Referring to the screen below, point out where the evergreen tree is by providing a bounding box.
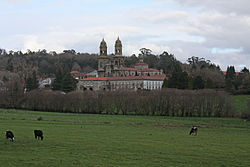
[225,78,235,92]
[168,71,188,89]
[32,71,38,89]
[25,77,33,91]
[52,69,64,90]
[225,66,236,80]
[61,72,77,93]
[25,71,38,91]
[225,66,236,91]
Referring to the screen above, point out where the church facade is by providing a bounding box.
[98,38,125,77]
[77,38,166,91]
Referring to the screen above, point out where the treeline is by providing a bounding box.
[0,88,234,117]
[0,49,98,80]
[1,48,250,94]
[164,57,250,94]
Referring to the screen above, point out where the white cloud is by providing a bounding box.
[1,0,250,71]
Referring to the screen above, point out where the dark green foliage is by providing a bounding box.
[193,76,205,90]
[61,72,77,93]
[124,54,139,67]
[226,66,236,80]
[186,56,224,89]
[205,78,214,89]
[225,78,235,92]
[241,67,249,73]
[168,71,189,89]
[52,68,77,92]
[25,71,38,91]
[52,69,64,91]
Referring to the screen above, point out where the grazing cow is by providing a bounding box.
[189,126,198,135]
[34,130,43,141]
[6,131,14,142]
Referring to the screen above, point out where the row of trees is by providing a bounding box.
[1,48,250,94]
[0,87,234,117]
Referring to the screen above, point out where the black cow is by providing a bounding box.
[34,130,43,140]
[189,126,198,135]
[6,130,14,142]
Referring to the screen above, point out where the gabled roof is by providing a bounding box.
[80,77,108,81]
[123,67,160,72]
[135,62,148,66]
[79,74,166,81]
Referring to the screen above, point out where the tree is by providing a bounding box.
[52,69,64,91]
[168,71,188,89]
[241,67,249,73]
[125,54,139,67]
[193,76,204,90]
[139,48,152,55]
[61,72,77,93]
[159,52,181,74]
[25,71,38,91]
[205,78,214,89]
[225,66,236,91]
[225,66,236,80]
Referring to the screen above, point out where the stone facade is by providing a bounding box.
[98,38,125,77]
[77,38,166,91]
[77,75,165,91]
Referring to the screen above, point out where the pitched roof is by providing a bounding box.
[80,77,108,81]
[70,71,80,74]
[123,67,160,72]
[135,62,148,66]
[80,74,166,81]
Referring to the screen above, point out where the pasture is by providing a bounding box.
[0,109,250,167]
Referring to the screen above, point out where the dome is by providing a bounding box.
[100,38,107,48]
[115,37,122,47]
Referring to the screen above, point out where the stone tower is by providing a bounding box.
[98,38,125,77]
[98,39,110,77]
[115,37,122,56]
[100,38,107,56]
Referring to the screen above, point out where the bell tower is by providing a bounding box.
[115,37,122,56]
[100,38,107,56]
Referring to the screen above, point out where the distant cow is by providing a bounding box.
[34,130,43,140]
[6,131,14,142]
[189,126,198,135]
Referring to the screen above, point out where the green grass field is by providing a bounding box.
[0,109,250,167]
[233,95,250,114]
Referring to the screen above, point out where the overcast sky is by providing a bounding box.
[0,0,250,71]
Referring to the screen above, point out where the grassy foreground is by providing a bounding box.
[0,109,250,167]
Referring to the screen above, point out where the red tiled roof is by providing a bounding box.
[140,68,159,72]
[222,71,240,76]
[123,67,138,71]
[70,71,80,74]
[80,77,108,81]
[108,74,166,81]
[135,62,148,66]
[80,75,166,81]
[123,67,160,72]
